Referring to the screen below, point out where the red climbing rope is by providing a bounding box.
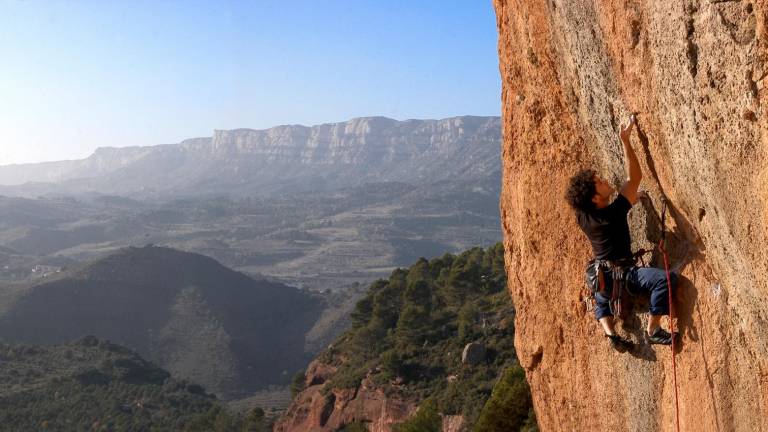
[659,199,681,432]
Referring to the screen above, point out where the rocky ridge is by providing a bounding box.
[0,116,500,198]
[275,360,417,432]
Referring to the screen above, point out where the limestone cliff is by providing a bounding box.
[0,116,500,198]
[494,0,767,431]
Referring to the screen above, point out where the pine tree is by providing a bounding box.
[393,400,441,432]
[473,366,535,432]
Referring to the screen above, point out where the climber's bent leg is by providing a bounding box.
[598,315,615,335]
[594,291,613,322]
[627,266,677,334]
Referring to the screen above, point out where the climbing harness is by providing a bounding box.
[584,252,649,318]
[607,259,632,318]
[658,198,681,432]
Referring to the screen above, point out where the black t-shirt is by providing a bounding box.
[577,194,633,261]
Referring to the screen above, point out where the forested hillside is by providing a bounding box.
[0,336,273,431]
[0,245,323,398]
[277,244,537,431]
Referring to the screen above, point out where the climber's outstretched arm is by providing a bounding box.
[619,115,642,205]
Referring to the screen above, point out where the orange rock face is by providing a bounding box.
[274,360,418,432]
[494,1,768,431]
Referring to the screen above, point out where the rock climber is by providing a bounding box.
[565,114,677,351]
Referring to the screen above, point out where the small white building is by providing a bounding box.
[31,265,61,278]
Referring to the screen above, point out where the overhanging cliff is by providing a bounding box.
[494,0,767,431]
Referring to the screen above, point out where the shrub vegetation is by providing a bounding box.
[0,337,273,431]
[314,243,536,430]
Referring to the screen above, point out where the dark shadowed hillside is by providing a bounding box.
[0,246,324,399]
[0,336,273,431]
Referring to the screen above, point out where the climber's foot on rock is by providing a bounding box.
[606,334,633,353]
[647,328,676,345]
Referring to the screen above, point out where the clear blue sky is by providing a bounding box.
[0,1,500,165]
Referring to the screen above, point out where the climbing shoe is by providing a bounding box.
[605,334,633,353]
[647,328,675,345]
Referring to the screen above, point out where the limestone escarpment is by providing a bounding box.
[0,116,500,197]
[494,1,767,431]
[209,116,498,166]
[0,146,161,186]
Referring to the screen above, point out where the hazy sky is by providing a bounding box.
[0,1,500,166]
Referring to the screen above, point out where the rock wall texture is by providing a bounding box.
[274,360,418,432]
[494,1,767,431]
[275,360,467,432]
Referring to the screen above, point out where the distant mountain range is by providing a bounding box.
[0,115,502,294]
[0,116,501,198]
[0,245,323,399]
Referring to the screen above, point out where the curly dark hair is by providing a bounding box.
[565,169,597,213]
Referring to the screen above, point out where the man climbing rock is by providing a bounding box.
[565,115,677,351]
